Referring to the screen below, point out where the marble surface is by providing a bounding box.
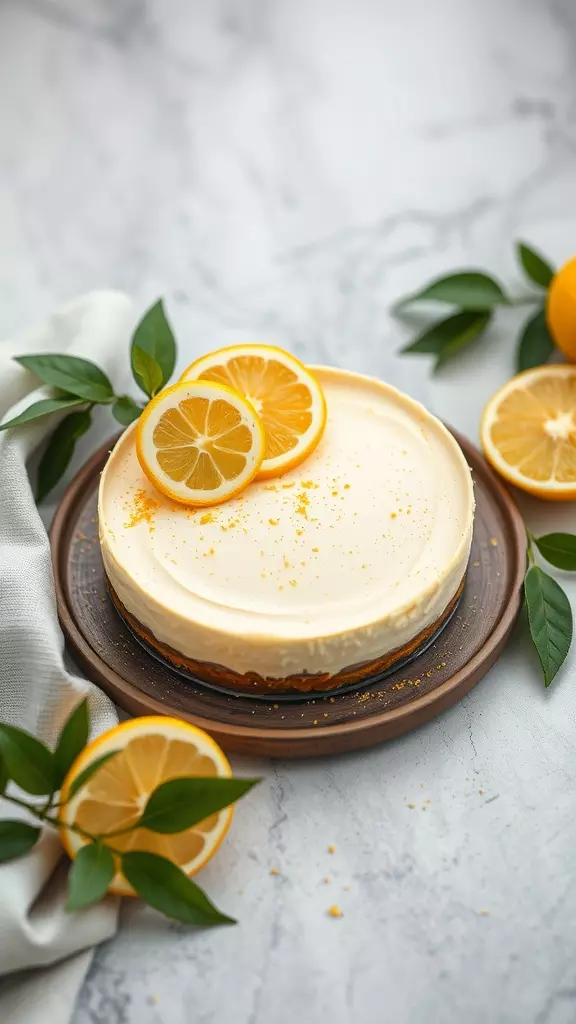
[3,0,576,1021]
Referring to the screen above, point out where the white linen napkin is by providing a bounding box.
[0,292,136,1023]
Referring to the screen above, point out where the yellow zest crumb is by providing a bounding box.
[476,909,490,916]
[408,803,416,809]
[323,876,330,884]
[282,482,295,489]
[301,480,317,489]
[273,704,279,709]
[327,844,336,854]
[313,719,318,725]
[295,491,310,517]
[124,488,160,529]
[296,529,304,536]
[283,557,291,568]
[264,484,278,491]
[344,484,350,490]
[289,579,297,587]
[390,512,397,519]
[312,546,319,553]
[269,867,280,875]
[489,537,498,546]
[269,519,278,526]
[200,512,214,524]
[328,905,343,918]
[332,490,338,497]
[472,560,480,567]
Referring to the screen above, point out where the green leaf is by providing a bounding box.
[54,699,89,789]
[435,312,492,370]
[131,346,163,399]
[533,533,576,572]
[517,242,555,289]
[131,300,176,390]
[401,311,491,371]
[401,311,483,355]
[0,396,85,432]
[66,750,119,799]
[524,566,573,687]
[66,843,115,910]
[138,777,259,834]
[36,408,92,502]
[0,725,55,796]
[15,354,114,404]
[517,309,554,372]
[112,395,143,426]
[0,821,41,863]
[0,752,8,794]
[121,851,235,926]
[395,272,508,312]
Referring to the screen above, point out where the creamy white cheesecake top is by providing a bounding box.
[99,366,474,679]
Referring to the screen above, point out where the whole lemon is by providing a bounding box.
[546,256,576,361]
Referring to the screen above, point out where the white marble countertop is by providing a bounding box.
[3,1,576,1021]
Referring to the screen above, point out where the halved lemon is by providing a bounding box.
[135,380,265,505]
[179,344,327,479]
[480,365,576,500]
[59,717,233,896]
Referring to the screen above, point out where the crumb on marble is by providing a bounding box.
[328,905,343,918]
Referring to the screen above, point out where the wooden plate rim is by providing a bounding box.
[50,431,526,751]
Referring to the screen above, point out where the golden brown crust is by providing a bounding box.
[106,576,465,695]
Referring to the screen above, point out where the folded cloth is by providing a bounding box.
[0,292,136,1023]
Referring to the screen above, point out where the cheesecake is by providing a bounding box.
[99,367,474,694]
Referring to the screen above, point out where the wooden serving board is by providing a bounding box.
[50,431,526,758]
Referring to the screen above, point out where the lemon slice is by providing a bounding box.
[135,380,265,505]
[179,344,327,479]
[480,365,576,500]
[59,717,233,896]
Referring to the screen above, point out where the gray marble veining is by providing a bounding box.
[2,1,576,1021]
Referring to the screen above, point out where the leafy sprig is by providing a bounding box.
[1,300,176,500]
[394,241,555,372]
[0,701,258,924]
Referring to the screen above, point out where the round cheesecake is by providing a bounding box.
[99,367,474,694]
